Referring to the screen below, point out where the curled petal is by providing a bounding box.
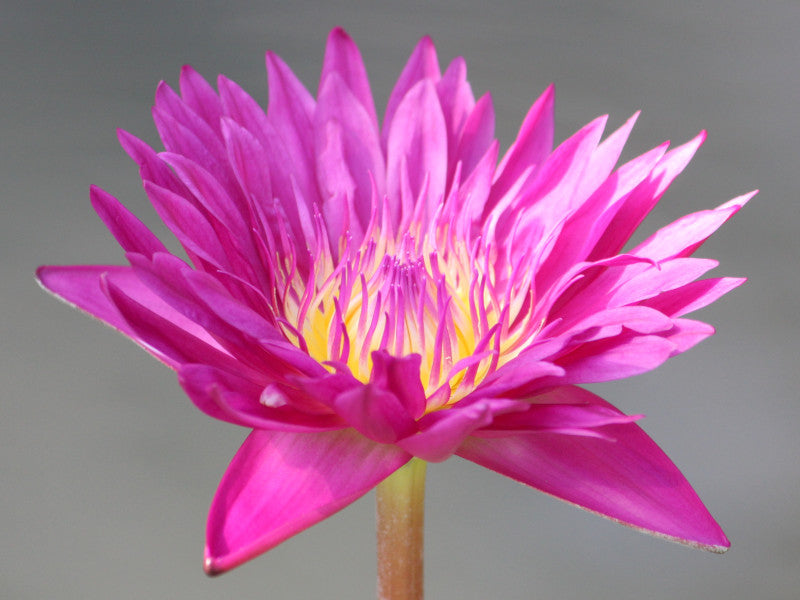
[399,398,522,462]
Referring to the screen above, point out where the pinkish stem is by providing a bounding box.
[376,458,427,600]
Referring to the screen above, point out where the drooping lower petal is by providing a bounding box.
[457,386,729,552]
[205,429,410,575]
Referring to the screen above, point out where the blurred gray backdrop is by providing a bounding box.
[3,1,798,598]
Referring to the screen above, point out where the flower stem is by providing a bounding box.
[376,457,427,600]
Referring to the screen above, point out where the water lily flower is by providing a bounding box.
[38,27,749,584]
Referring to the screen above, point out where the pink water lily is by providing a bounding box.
[38,27,749,578]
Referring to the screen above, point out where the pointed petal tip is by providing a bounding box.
[203,554,223,577]
[328,25,352,41]
[203,550,240,576]
[692,129,708,147]
[621,518,730,554]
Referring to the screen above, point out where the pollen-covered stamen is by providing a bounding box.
[274,189,546,407]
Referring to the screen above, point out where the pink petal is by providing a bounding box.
[453,92,495,182]
[117,129,191,198]
[382,35,440,149]
[556,333,677,383]
[178,364,343,432]
[487,84,554,212]
[588,131,706,260]
[314,72,386,233]
[103,272,243,371]
[216,79,316,251]
[153,82,232,188]
[89,185,167,258]
[398,398,523,462]
[484,400,641,438]
[574,111,640,201]
[143,181,231,270]
[37,264,223,369]
[159,152,250,241]
[545,305,674,344]
[632,191,756,261]
[385,79,448,228]
[607,257,719,307]
[458,386,729,552]
[368,351,427,419]
[37,265,136,338]
[640,277,746,317]
[265,50,316,195]
[219,117,274,229]
[205,429,410,574]
[319,27,378,129]
[662,318,715,354]
[468,360,566,401]
[534,141,668,291]
[436,56,477,175]
[492,115,607,262]
[179,65,224,134]
[333,383,418,443]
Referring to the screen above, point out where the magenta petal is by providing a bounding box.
[386,79,447,227]
[205,429,410,574]
[37,264,136,336]
[382,35,440,149]
[663,318,715,354]
[90,186,167,258]
[314,72,385,232]
[487,84,554,212]
[557,334,677,383]
[117,129,192,198]
[368,351,427,419]
[457,387,729,552]
[333,383,418,443]
[397,399,522,462]
[453,92,496,181]
[641,277,746,317]
[264,50,316,184]
[633,191,755,261]
[178,364,343,432]
[484,401,641,438]
[588,131,707,260]
[104,272,241,370]
[320,27,378,129]
[179,65,224,134]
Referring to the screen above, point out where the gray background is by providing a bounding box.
[3,1,798,598]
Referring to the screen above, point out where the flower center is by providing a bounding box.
[276,207,541,409]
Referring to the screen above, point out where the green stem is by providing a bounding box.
[376,457,427,600]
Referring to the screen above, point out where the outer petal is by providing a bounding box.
[37,265,137,337]
[36,265,220,368]
[486,83,554,212]
[555,333,677,383]
[458,386,729,552]
[205,429,410,574]
[587,132,706,260]
[178,364,343,431]
[640,277,746,317]
[632,191,755,261]
[90,185,167,258]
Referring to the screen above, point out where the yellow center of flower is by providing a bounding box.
[277,215,540,409]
